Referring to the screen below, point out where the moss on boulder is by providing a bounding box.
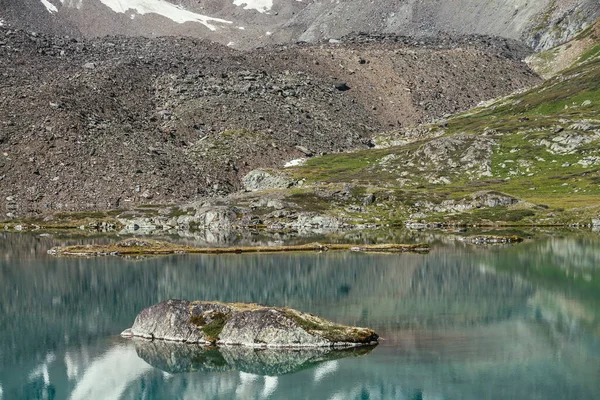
[121,300,378,348]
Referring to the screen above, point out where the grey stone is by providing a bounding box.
[295,145,313,156]
[242,169,294,191]
[334,82,350,91]
[122,300,378,348]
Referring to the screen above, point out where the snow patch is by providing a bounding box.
[266,31,272,36]
[233,0,273,13]
[59,0,83,10]
[238,26,245,30]
[41,0,58,13]
[284,158,306,167]
[94,0,232,31]
[0,19,5,27]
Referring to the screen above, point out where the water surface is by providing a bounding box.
[1,232,599,399]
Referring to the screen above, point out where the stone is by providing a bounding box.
[362,193,375,206]
[334,82,350,91]
[242,169,294,191]
[121,300,378,348]
[295,145,313,156]
[294,212,344,229]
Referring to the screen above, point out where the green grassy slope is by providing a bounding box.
[283,30,600,226]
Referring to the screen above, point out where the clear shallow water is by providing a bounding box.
[1,232,599,399]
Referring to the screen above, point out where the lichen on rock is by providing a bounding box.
[121,300,378,348]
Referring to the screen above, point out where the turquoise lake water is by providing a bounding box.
[1,232,599,399]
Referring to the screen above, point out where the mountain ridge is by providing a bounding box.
[1,0,598,50]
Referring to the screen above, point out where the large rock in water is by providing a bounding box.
[121,300,378,348]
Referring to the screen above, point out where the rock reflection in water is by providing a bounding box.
[134,339,375,376]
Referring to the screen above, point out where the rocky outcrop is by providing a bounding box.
[242,170,295,192]
[121,300,378,348]
[412,191,519,215]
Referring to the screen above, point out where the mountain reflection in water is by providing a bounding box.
[0,232,599,399]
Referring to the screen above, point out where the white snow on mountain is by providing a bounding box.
[233,0,273,13]
[59,0,83,10]
[41,0,59,13]
[284,158,306,167]
[60,0,233,30]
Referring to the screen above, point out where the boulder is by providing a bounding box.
[242,169,294,192]
[121,300,378,348]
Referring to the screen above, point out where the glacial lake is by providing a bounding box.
[1,231,599,399]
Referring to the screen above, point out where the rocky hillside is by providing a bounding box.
[1,0,598,50]
[263,27,600,228]
[0,26,540,218]
[527,18,600,78]
[87,21,599,235]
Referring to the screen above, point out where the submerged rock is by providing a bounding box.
[121,300,378,348]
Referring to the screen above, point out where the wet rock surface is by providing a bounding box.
[122,300,379,347]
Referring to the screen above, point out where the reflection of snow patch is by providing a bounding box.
[0,382,3,399]
[70,344,152,400]
[313,360,338,382]
[29,353,56,385]
[236,372,259,397]
[239,371,259,384]
[41,0,58,13]
[284,158,306,167]
[65,352,80,380]
[92,0,232,31]
[262,376,278,397]
[233,0,273,13]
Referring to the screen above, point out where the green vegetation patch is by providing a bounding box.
[201,312,229,341]
[284,310,376,343]
[291,149,388,183]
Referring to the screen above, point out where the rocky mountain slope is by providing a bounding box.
[1,0,598,50]
[253,24,600,229]
[0,26,540,218]
[64,19,600,235]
